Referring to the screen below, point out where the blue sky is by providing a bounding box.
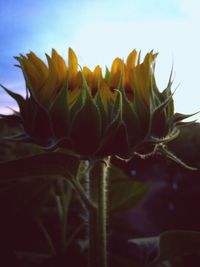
[0,0,199,120]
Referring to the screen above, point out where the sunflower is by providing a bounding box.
[1,48,189,158]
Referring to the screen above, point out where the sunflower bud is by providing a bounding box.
[0,48,192,159]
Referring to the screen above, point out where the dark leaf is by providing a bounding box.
[109,164,148,212]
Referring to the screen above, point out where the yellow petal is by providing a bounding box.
[110,58,124,89]
[93,65,102,80]
[83,66,93,85]
[68,48,78,90]
[68,87,81,107]
[99,80,115,110]
[111,58,124,74]
[27,52,48,79]
[135,60,150,105]
[126,49,137,70]
[38,54,58,104]
[16,56,42,92]
[92,65,103,91]
[51,49,67,88]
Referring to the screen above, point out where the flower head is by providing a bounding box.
[1,48,191,159]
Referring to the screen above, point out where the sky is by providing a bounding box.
[0,0,199,120]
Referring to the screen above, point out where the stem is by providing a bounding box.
[36,218,56,256]
[87,157,110,267]
[60,191,70,254]
[57,179,72,254]
[65,222,85,249]
[69,178,96,211]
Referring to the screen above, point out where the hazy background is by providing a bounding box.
[0,0,199,120]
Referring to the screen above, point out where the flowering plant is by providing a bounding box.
[0,48,196,267]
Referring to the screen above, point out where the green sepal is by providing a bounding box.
[97,121,130,158]
[70,85,102,156]
[0,132,33,143]
[0,85,54,146]
[132,85,150,139]
[157,144,197,171]
[149,93,174,137]
[49,81,69,138]
[118,80,142,148]
[0,114,22,125]
[95,91,109,135]
[0,84,26,114]
[146,127,180,145]
[69,87,85,123]
[160,68,174,116]
[170,112,199,127]
[96,90,124,156]
[104,67,110,82]
[22,97,54,146]
[161,87,174,117]
[112,89,123,121]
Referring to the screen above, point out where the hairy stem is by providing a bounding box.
[87,157,110,267]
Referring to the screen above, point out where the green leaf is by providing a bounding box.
[128,236,159,266]
[0,176,53,218]
[108,164,148,212]
[0,151,80,180]
[111,255,144,267]
[157,231,200,263]
[129,231,200,266]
